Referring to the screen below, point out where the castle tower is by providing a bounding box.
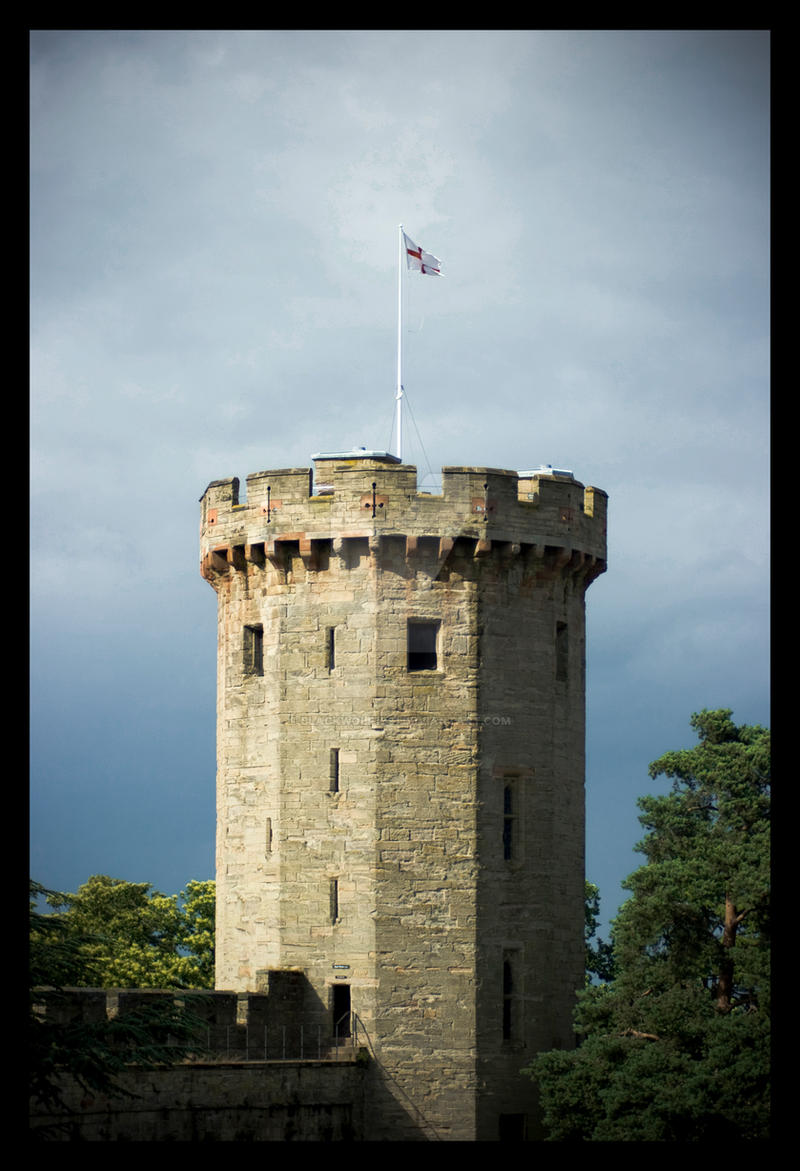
[200,451,607,1141]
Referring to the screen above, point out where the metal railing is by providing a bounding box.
[187,1017,358,1062]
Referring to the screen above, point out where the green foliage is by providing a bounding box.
[584,881,615,983]
[527,710,770,1141]
[33,875,216,990]
[533,1001,769,1142]
[30,990,205,1117]
[30,880,102,988]
[180,879,216,988]
[29,882,212,1130]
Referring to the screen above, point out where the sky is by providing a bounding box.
[30,30,770,935]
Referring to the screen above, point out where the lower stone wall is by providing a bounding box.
[31,1060,365,1142]
[31,988,366,1142]
[31,987,506,1140]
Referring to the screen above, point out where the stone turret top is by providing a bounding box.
[200,459,607,569]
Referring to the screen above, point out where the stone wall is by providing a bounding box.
[200,455,607,1141]
[31,1061,365,1142]
[31,988,366,1142]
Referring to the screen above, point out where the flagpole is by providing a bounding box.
[396,224,404,462]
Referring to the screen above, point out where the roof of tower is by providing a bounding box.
[311,448,402,463]
[519,464,575,479]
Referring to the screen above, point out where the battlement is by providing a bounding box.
[33,983,354,1062]
[200,457,607,583]
[31,987,366,1140]
[198,445,608,1140]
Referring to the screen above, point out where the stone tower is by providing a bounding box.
[200,451,607,1141]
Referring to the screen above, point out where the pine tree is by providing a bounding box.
[527,710,770,1141]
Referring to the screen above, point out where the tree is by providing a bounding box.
[29,881,209,1131]
[584,881,614,984]
[34,875,216,989]
[619,709,769,1017]
[527,710,770,1141]
[180,879,216,988]
[30,880,103,991]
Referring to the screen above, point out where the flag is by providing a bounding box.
[403,231,442,276]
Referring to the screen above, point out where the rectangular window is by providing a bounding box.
[243,624,263,675]
[503,784,514,861]
[329,878,339,924]
[407,620,439,671]
[494,766,531,865]
[330,748,340,793]
[498,1114,527,1141]
[326,626,336,671]
[502,948,522,1042]
[502,953,514,1040]
[556,621,568,682]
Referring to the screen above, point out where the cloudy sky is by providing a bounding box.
[30,30,769,933]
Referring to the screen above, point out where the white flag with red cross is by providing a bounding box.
[403,231,442,276]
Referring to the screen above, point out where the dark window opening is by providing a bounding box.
[329,878,339,924]
[556,621,568,681]
[243,624,263,675]
[503,957,513,1040]
[332,983,351,1039]
[407,621,439,671]
[498,1113,527,1142]
[326,626,335,671]
[330,748,340,793]
[503,784,514,861]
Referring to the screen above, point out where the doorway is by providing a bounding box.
[332,983,351,1039]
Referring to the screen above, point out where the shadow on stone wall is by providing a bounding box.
[31,987,431,1141]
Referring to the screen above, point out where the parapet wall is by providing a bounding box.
[32,1063,363,1141]
[31,988,433,1140]
[34,983,345,1060]
[200,457,607,586]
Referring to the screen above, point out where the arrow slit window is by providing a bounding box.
[556,621,568,682]
[503,783,514,860]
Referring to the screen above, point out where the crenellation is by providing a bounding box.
[201,459,607,581]
[202,451,606,1142]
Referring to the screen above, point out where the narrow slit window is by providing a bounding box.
[243,624,263,675]
[503,784,514,861]
[326,626,336,671]
[502,956,514,1040]
[329,878,339,924]
[330,748,340,793]
[556,621,568,682]
[407,621,439,671]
